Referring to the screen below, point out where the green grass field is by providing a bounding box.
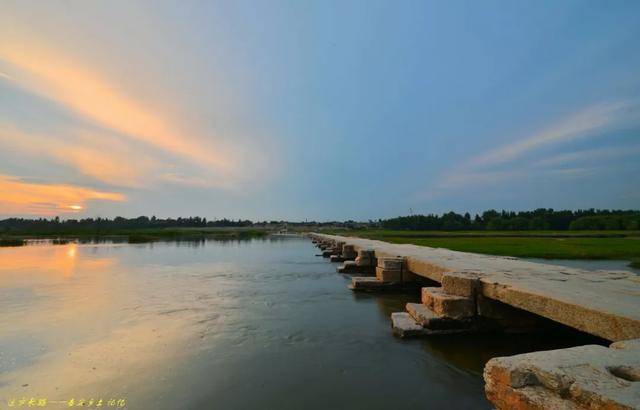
[323,229,640,264]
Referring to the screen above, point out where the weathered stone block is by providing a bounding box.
[376,267,417,283]
[421,287,475,319]
[355,256,374,266]
[406,303,475,330]
[406,302,433,325]
[342,244,357,259]
[355,249,376,267]
[442,271,481,297]
[357,249,375,258]
[376,267,402,282]
[349,276,385,291]
[377,257,404,270]
[404,257,447,283]
[330,255,346,262]
[484,341,640,410]
[391,312,424,338]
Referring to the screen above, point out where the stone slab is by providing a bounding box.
[421,287,475,319]
[375,267,417,283]
[349,277,385,291]
[484,340,640,409]
[442,271,481,297]
[377,257,404,270]
[310,233,640,341]
[391,312,476,338]
[349,277,418,292]
[391,312,424,338]
[406,303,475,330]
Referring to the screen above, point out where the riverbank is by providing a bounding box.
[0,227,269,245]
[320,229,640,268]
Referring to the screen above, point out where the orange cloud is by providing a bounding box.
[0,31,234,180]
[0,175,125,216]
[0,125,158,187]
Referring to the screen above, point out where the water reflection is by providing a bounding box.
[0,243,84,279]
[0,242,191,405]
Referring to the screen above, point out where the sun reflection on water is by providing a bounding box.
[0,242,197,405]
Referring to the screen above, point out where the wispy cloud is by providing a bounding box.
[0,125,158,188]
[160,172,211,188]
[470,102,626,168]
[0,175,125,216]
[532,143,640,168]
[436,102,631,193]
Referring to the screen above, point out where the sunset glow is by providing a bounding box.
[0,35,233,176]
[0,1,638,219]
[0,175,125,216]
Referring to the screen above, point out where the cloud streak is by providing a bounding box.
[0,175,125,216]
[470,102,626,168]
[436,102,630,193]
[0,126,159,188]
[532,143,640,168]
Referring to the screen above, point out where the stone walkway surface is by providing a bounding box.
[484,339,640,409]
[313,234,640,342]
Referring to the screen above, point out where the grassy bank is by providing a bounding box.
[0,238,26,247]
[321,229,640,266]
[0,227,269,244]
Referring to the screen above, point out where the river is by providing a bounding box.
[0,237,615,409]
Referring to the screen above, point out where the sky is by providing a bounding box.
[1,0,639,221]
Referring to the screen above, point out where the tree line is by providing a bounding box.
[1,209,639,234]
[0,216,360,235]
[0,216,253,235]
[378,209,640,231]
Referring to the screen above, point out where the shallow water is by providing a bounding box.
[0,238,603,409]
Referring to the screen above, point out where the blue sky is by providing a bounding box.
[1,0,639,220]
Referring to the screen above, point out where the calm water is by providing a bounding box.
[0,238,607,409]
